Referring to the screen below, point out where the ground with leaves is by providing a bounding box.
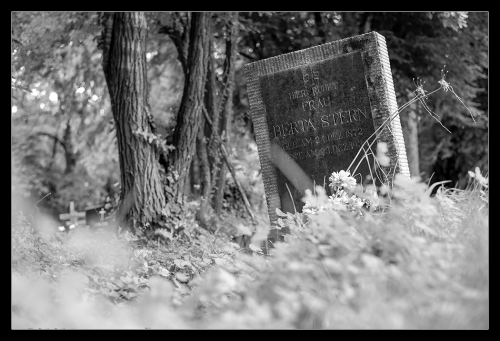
[12,172,488,329]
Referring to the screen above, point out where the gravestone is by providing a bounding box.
[85,204,108,228]
[244,32,410,245]
[59,201,86,228]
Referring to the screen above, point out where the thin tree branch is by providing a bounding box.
[239,51,256,61]
[220,144,256,223]
[202,105,256,223]
[35,132,67,154]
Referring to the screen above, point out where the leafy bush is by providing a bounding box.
[12,169,488,329]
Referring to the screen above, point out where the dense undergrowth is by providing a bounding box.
[12,169,488,329]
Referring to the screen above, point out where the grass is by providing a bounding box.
[11,168,488,329]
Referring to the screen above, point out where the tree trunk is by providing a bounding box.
[102,12,166,229]
[63,118,77,174]
[313,12,326,44]
[189,154,201,199]
[196,46,217,225]
[196,118,212,227]
[400,101,420,178]
[213,14,238,215]
[171,12,211,202]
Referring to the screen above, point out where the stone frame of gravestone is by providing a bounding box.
[244,31,410,243]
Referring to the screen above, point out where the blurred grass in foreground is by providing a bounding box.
[12,171,488,329]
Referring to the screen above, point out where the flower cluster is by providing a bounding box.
[303,170,368,216]
[329,170,357,192]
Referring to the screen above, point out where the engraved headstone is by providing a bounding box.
[244,32,410,245]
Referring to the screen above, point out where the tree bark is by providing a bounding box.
[189,152,201,199]
[102,12,166,229]
[313,12,326,44]
[171,12,211,202]
[196,47,217,225]
[196,118,212,226]
[159,12,191,79]
[63,118,77,174]
[213,14,238,215]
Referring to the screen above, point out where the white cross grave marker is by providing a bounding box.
[99,208,106,221]
[59,201,86,227]
[96,207,108,227]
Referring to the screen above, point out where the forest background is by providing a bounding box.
[11,11,489,329]
[11,11,487,233]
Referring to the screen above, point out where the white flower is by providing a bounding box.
[329,170,357,191]
[469,167,488,188]
[347,195,364,209]
[303,201,320,215]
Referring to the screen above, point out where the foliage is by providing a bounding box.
[12,167,488,329]
[12,12,119,215]
[11,12,183,218]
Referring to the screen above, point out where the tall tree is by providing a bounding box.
[169,12,211,201]
[194,13,240,225]
[212,13,239,215]
[101,12,166,229]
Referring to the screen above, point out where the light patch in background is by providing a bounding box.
[146,51,158,61]
[376,142,390,167]
[49,92,58,103]
[12,106,17,114]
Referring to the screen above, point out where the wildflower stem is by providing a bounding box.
[346,94,421,175]
[285,182,297,214]
[347,87,442,178]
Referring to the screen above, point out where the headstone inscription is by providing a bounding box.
[244,32,410,244]
[59,201,86,228]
